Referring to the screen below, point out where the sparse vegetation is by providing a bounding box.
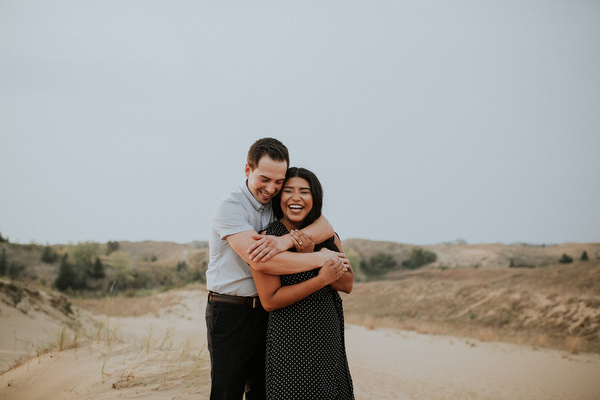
[3,237,600,357]
[8,261,25,280]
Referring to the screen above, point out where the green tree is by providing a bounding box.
[41,245,59,263]
[0,248,7,276]
[0,232,7,243]
[106,241,120,255]
[581,251,589,261]
[69,241,101,276]
[91,257,106,278]
[55,254,77,292]
[402,247,437,269]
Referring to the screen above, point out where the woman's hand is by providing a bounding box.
[317,257,346,286]
[290,230,314,253]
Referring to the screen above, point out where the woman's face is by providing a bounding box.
[280,177,313,228]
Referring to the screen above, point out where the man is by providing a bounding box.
[205,138,345,400]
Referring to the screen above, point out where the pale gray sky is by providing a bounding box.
[1,1,599,246]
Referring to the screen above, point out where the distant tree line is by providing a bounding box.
[508,250,590,268]
[55,241,106,291]
[53,241,205,294]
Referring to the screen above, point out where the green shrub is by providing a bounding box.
[559,254,573,264]
[402,247,437,269]
[361,253,397,275]
[581,251,589,261]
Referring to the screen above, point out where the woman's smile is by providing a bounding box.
[280,177,313,230]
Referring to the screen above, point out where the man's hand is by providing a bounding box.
[290,230,315,253]
[248,234,293,262]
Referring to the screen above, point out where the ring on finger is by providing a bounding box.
[299,241,303,245]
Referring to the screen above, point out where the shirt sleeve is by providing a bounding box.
[212,199,255,240]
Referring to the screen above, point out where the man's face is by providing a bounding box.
[245,156,288,205]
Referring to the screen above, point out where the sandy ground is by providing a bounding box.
[1,289,599,400]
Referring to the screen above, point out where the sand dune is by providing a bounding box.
[1,288,599,399]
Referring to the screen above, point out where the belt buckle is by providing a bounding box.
[252,297,258,308]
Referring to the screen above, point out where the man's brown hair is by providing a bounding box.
[247,138,290,170]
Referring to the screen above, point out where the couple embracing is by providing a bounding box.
[205,138,355,400]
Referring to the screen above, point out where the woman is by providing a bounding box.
[251,167,355,400]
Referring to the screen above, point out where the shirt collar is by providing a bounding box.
[240,182,269,212]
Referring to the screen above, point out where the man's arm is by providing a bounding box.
[247,215,334,262]
[227,229,340,275]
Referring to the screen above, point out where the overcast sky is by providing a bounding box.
[1,1,599,246]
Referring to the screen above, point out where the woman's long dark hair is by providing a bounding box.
[272,167,323,229]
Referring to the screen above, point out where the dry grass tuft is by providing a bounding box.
[532,334,549,349]
[478,328,495,343]
[107,330,210,397]
[565,336,581,355]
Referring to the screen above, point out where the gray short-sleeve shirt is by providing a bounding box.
[206,183,276,296]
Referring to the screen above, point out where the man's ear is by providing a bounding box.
[244,163,252,178]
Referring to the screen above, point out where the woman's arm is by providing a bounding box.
[328,234,354,294]
[252,257,345,312]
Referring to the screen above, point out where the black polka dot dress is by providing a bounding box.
[265,221,354,400]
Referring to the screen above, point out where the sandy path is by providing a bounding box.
[1,289,599,399]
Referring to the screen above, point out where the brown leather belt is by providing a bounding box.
[208,292,262,308]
